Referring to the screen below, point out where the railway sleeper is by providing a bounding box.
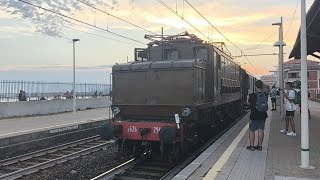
[131,168,168,174]
[49,154,66,157]
[123,171,163,179]
[134,165,170,172]
[114,176,153,180]
[59,150,77,154]
[2,166,23,171]
[32,157,52,161]
[20,161,38,166]
[79,144,95,148]
[142,161,173,168]
[68,147,86,151]
[86,142,105,146]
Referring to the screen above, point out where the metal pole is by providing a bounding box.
[72,39,80,113]
[73,41,76,113]
[279,17,285,119]
[300,0,313,169]
[161,27,164,61]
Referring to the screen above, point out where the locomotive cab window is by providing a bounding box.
[193,46,208,60]
[135,48,149,61]
[164,49,179,60]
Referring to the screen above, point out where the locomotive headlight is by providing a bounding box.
[182,108,191,117]
[112,107,120,115]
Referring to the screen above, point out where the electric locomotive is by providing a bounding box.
[109,32,255,158]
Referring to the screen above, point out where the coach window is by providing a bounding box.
[221,57,225,78]
[193,46,208,60]
[217,53,221,69]
[216,53,221,90]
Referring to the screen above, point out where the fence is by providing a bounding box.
[310,90,320,102]
[0,80,111,102]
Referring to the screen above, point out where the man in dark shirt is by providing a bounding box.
[247,80,268,150]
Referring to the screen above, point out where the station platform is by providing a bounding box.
[174,100,320,180]
[0,107,110,139]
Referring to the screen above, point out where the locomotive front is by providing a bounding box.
[111,59,206,146]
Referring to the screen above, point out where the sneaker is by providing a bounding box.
[287,132,297,136]
[246,146,255,151]
[280,129,287,134]
[254,145,262,150]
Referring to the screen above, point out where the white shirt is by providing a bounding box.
[285,89,296,111]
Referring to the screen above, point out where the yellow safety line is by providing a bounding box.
[203,123,249,180]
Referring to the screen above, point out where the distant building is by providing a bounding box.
[283,59,320,91]
[260,74,277,87]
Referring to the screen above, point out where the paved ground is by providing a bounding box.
[265,100,320,179]
[0,108,110,138]
[174,100,320,180]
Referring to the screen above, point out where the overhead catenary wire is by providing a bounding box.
[284,0,299,39]
[156,0,211,42]
[233,53,285,58]
[0,5,141,46]
[183,0,259,74]
[75,0,157,35]
[244,30,278,52]
[18,0,147,45]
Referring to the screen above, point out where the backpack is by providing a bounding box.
[271,89,277,98]
[255,92,268,112]
[293,90,301,104]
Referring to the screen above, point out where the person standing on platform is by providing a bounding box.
[18,90,23,101]
[281,82,296,136]
[263,83,270,99]
[246,80,268,151]
[270,85,277,111]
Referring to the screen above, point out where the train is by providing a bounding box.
[107,32,256,159]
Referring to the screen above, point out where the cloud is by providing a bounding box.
[0,25,35,38]
[0,0,119,37]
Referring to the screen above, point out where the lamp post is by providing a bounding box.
[273,17,286,119]
[72,39,80,114]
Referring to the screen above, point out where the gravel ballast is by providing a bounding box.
[18,145,131,180]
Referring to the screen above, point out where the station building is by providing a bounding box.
[283,59,320,91]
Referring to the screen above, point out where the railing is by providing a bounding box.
[310,90,320,102]
[0,80,111,102]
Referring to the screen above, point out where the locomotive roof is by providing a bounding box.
[113,59,206,71]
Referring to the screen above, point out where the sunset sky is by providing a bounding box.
[0,0,317,83]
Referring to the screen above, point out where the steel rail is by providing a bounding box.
[90,158,137,180]
[0,136,113,180]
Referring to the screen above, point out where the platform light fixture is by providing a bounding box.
[272,17,285,119]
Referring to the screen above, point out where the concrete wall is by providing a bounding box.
[0,98,111,118]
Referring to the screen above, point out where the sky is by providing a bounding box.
[0,0,318,83]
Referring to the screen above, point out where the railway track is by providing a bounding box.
[92,111,250,180]
[0,135,112,180]
[91,158,174,180]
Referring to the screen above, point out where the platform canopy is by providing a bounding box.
[289,0,320,59]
